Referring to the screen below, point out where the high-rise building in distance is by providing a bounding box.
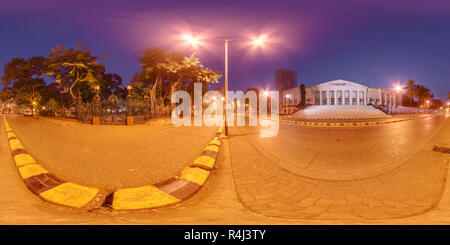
[275,69,297,92]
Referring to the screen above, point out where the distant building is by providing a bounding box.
[280,79,402,115]
[275,69,297,92]
[245,88,259,95]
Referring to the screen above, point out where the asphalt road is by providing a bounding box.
[228,114,450,220]
[1,114,449,224]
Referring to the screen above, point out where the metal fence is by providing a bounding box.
[75,94,170,125]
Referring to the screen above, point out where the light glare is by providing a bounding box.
[182,33,199,45]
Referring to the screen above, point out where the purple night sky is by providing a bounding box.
[1,0,449,100]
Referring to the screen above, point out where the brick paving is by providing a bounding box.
[5,115,217,189]
[228,115,450,220]
[1,114,450,224]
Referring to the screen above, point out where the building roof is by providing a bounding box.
[309,79,369,88]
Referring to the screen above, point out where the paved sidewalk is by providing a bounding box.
[5,115,217,190]
[1,114,450,224]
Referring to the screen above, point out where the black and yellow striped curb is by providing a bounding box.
[3,118,104,209]
[3,118,225,211]
[433,145,450,154]
[103,122,225,210]
[280,115,432,127]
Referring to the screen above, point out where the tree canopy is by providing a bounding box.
[45,44,106,99]
[1,56,48,107]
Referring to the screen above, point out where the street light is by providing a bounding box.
[181,33,269,136]
[393,84,403,108]
[182,34,199,46]
[32,101,37,118]
[126,85,132,95]
[252,35,267,46]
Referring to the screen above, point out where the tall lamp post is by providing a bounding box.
[393,85,403,114]
[126,85,134,125]
[181,34,268,135]
[32,101,38,119]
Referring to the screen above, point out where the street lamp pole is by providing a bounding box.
[224,39,229,136]
[180,33,268,136]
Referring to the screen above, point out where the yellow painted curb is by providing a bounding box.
[9,138,24,151]
[180,167,210,186]
[4,117,101,209]
[39,182,100,208]
[7,132,16,138]
[18,163,48,179]
[203,145,219,152]
[112,185,180,210]
[14,153,37,167]
[209,139,221,146]
[192,155,216,170]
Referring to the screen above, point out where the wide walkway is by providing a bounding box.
[1,114,450,224]
[4,115,217,189]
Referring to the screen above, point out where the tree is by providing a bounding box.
[160,54,222,110]
[405,80,417,106]
[415,85,431,105]
[42,97,60,116]
[133,48,171,114]
[100,73,124,99]
[1,56,48,107]
[133,48,221,115]
[40,83,72,116]
[431,99,443,109]
[300,84,306,107]
[46,44,106,100]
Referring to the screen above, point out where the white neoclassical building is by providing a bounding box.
[280,79,400,115]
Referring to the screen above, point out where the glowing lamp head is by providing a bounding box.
[253,35,267,46]
[285,94,290,98]
[126,85,132,90]
[32,101,37,105]
[182,33,199,46]
[395,85,402,92]
[426,100,430,104]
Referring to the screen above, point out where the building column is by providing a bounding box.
[357,91,360,106]
[319,90,322,105]
[363,89,369,106]
[352,90,355,106]
[328,90,331,105]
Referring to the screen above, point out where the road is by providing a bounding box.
[228,114,450,220]
[0,114,449,224]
